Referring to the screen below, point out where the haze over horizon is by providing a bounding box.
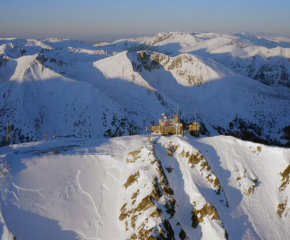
[1,0,290,44]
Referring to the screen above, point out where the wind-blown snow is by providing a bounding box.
[0,134,289,239]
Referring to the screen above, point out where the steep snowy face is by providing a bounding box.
[94,51,155,90]
[102,32,290,87]
[118,136,228,240]
[130,51,237,86]
[0,36,290,147]
[0,134,289,239]
[8,54,66,83]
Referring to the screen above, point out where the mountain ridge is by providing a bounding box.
[0,33,290,147]
[0,134,289,239]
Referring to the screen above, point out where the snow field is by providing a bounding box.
[0,134,289,239]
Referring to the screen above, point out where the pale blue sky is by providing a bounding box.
[1,0,289,44]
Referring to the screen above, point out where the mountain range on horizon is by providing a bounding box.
[1,31,290,240]
[0,31,290,147]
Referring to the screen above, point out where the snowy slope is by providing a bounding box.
[0,134,289,239]
[0,33,289,240]
[101,32,290,87]
[0,35,290,147]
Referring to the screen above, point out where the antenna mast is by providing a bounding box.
[6,121,12,143]
[195,109,196,122]
[6,122,8,142]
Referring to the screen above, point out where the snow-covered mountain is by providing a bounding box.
[0,33,290,147]
[1,32,290,239]
[0,134,289,239]
[99,32,290,87]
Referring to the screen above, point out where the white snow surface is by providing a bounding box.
[101,32,290,87]
[0,33,290,146]
[1,32,290,239]
[0,134,289,239]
